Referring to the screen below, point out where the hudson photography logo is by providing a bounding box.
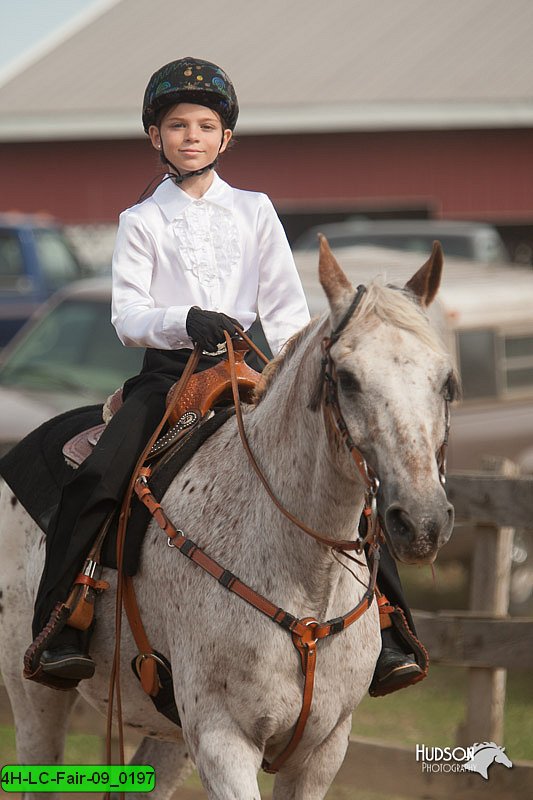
[416,741,513,779]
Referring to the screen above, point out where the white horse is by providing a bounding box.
[0,239,455,799]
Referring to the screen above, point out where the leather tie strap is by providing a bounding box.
[73,574,110,592]
[122,576,160,696]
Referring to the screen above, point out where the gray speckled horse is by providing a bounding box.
[0,239,455,799]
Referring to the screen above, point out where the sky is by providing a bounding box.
[0,0,97,71]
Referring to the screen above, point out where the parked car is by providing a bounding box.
[292,219,510,264]
[0,213,85,346]
[293,245,533,472]
[0,279,144,456]
[0,279,269,457]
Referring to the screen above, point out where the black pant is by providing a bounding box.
[32,348,224,637]
[32,347,413,639]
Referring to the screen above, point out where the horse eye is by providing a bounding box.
[442,372,460,402]
[338,369,362,395]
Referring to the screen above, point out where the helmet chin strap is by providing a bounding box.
[161,150,218,184]
[160,132,224,186]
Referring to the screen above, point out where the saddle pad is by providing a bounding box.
[0,404,235,577]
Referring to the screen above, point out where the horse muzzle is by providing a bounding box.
[381,492,454,565]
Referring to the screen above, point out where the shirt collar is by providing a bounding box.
[152,171,234,221]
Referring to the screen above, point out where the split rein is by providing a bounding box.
[109,285,383,779]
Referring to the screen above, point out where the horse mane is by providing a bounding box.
[253,280,448,407]
[253,318,322,405]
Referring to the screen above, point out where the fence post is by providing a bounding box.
[457,457,516,745]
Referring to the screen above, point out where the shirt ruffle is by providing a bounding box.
[172,202,240,287]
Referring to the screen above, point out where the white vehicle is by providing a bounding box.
[292,219,510,264]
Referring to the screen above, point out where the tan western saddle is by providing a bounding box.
[63,340,261,469]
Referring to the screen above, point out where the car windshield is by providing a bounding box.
[294,229,508,262]
[0,298,144,396]
[33,228,82,290]
[328,233,476,258]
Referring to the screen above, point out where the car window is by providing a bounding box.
[0,231,29,292]
[503,334,533,391]
[33,229,81,290]
[457,329,533,400]
[457,329,498,399]
[294,227,508,263]
[323,233,475,259]
[0,298,143,396]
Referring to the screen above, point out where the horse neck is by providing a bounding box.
[245,322,367,609]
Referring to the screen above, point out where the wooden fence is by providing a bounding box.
[1,467,532,799]
[339,465,533,799]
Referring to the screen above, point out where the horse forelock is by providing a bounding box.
[352,281,446,356]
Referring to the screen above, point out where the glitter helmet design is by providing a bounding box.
[142,57,239,132]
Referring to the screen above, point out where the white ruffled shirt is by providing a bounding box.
[111,172,310,355]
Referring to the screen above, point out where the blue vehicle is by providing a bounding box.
[0,214,84,347]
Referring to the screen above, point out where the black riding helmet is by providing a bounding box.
[142,57,239,133]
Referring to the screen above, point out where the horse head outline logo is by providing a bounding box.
[463,742,513,779]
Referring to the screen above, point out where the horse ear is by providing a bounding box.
[404,240,443,307]
[318,234,354,317]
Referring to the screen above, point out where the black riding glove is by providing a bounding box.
[185,306,241,352]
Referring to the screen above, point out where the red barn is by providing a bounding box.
[1,0,532,257]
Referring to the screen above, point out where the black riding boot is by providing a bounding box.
[40,624,95,681]
[372,626,424,694]
[370,543,426,695]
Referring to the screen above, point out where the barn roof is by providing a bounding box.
[1,0,532,141]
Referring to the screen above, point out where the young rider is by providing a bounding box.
[28,57,423,694]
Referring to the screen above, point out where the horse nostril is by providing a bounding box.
[440,503,455,545]
[385,505,416,544]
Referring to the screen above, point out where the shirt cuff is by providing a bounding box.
[162,305,194,349]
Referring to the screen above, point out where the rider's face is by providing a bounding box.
[149,103,232,174]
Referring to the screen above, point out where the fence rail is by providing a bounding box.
[338,736,533,800]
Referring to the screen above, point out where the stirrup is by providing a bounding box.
[130,651,181,727]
